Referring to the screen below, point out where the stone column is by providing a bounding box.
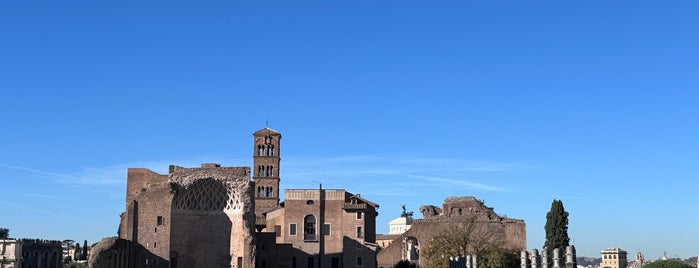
[472,254,478,268]
[565,246,577,268]
[531,249,541,268]
[542,248,549,268]
[553,248,561,268]
[522,251,530,268]
[466,254,472,268]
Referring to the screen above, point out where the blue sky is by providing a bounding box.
[1,1,698,259]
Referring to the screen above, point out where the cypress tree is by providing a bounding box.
[544,199,570,252]
[73,243,82,261]
[82,240,88,260]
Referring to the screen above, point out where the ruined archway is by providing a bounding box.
[168,165,254,268]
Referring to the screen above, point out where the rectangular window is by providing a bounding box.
[157,216,163,226]
[356,256,363,266]
[274,225,281,237]
[356,226,363,238]
[357,212,363,219]
[323,224,331,236]
[289,223,297,236]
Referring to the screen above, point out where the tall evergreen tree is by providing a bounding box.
[544,199,570,252]
[74,243,82,261]
[82,240,88,260]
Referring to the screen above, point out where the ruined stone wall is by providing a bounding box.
[20,239,63,268]
[378,197,526,268]
[168,165,255,268]
[89,237,167,268]
[119,168,172,261]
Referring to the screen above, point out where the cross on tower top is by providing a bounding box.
[265,120,270,128]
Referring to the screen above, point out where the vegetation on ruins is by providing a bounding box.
[0,227,8,239]
[644,260,693,268]
[544,199,570,252]
[420,216,518,268]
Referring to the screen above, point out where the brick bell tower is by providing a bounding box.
[253,127,282,217]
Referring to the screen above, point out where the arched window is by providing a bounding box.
[270,166,274,177]
[304,215,316,241]
[259,145,264,156]
[258,166,263,177]
[268,145,274,156]
[267,187,273,197]
[258,187,265,197]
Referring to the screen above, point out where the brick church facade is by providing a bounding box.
[113,128,379,268]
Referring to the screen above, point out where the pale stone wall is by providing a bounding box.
[0,239,22,268]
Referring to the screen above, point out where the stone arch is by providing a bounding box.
[43,251,49,268]
[33,251,39,268]
[50,251,58,268]
[402,236,420,262]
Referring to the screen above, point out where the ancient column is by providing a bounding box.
[531,249,541,268]
[565,246,577,268]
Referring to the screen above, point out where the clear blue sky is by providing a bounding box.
[1,1,698,259]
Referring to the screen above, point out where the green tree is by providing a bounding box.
[0,228,8,239]
[81,240,88,260]
[421,216,512,268]
[74,243,82,261]
[479,247,520,268]
[544,199,570,253]
[61,239,75,249]
[644,260,692,268]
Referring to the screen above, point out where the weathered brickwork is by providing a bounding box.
[118,164,256,268]
[103,127,379,268]
[89,237,167,268]
[377,196,526,268]
[261,189,379,268]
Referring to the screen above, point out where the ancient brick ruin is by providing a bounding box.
[117,164,256,268]
[377,196,526,268]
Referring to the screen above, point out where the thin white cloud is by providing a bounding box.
[1,201,82,222]
[403,174,506,192]
[282,155,526,192]
[2,155,528,192]
[0,163,75,178]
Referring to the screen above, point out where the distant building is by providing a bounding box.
[0,239,22,268]
[376,215,413,249]
[601,248,628,268]
[19,239,63,268]
[388,215,413,235]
